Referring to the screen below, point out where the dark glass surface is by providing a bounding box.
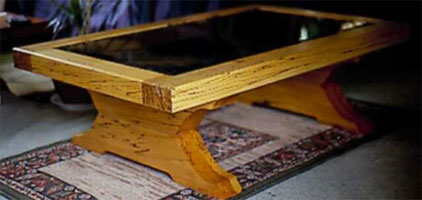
[60,10,369,75]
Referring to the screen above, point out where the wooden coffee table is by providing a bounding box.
[13,5,408,198]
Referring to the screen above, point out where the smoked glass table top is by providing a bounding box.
[61,10,369,75]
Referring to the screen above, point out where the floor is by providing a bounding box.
[1,42,421,199]
[1,86,421,199]
[250,126,421,199]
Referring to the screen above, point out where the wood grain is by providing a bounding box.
[11,6,407,198]
[13,48,166,105]
[164,22,408,112]
[13,5,408,113]
[72,92,242,198]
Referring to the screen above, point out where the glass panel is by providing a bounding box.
[60,10,369,75]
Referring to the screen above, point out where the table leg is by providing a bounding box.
[72,92,242,199]
[237,65,373,135]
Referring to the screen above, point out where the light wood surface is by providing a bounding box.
[237,63,373,134]
[72,91,242,198]
[13,5,409,113]
[13,6,408,198]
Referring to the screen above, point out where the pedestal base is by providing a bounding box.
[72,92,241,199]
[238,65,373,135]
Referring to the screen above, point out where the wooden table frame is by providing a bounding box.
[13,5,408,198]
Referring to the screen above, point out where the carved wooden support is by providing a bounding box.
[237,65,374,135]
[72,92,241,199]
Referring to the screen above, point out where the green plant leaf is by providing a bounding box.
[68,0,85,30]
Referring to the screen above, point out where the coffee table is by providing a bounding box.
[13,5,408,198]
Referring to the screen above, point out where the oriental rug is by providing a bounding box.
[0,103,370,200]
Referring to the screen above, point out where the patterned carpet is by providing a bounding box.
[0,104,366,200]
